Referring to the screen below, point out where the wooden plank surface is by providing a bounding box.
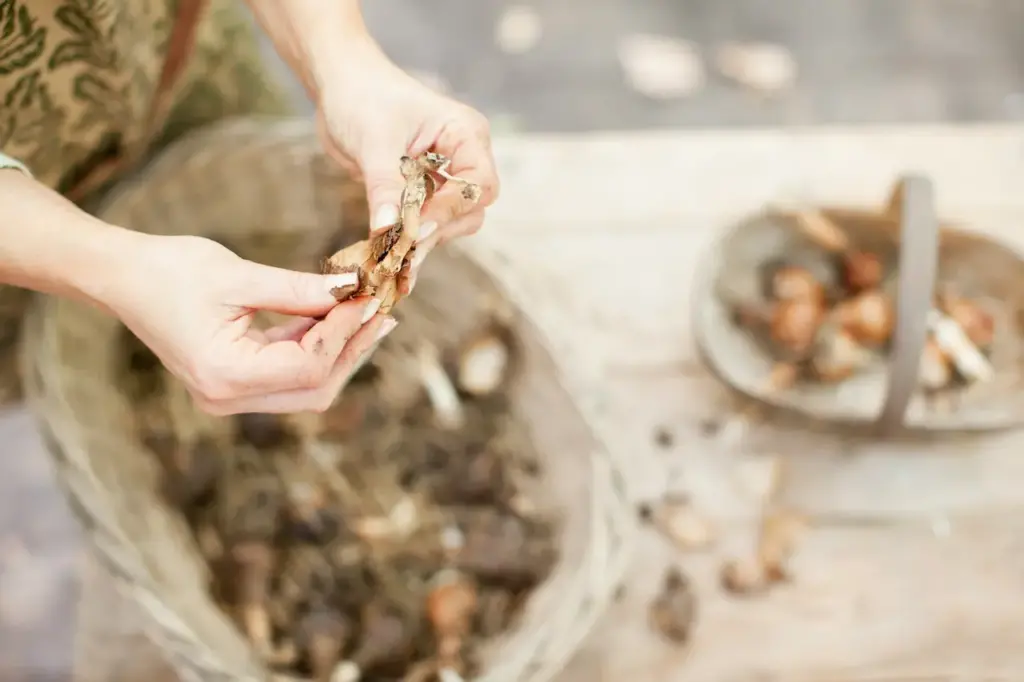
[4,125,1024,682]
[475,125,1024,681]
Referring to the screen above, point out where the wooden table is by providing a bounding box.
[3,125,1024,682]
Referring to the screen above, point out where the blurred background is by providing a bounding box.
[3,0,1024,680]
[271,0,1024,129]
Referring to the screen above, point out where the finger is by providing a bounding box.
[263,317,317,343]
[398,219,444,296]
[229,260,360,317]
[427,208,486,248]
[428,118,500,210]
[419,180,486,229]
[219,297,378,396]
[360,139,409,233]
[199,316,396,415]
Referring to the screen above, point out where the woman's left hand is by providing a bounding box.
[316,57,500,279]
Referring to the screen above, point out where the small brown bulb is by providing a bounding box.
[335,602,413,682]
[456,326,514,397]
[770,299,824,356]
[811,327,868,383]
[229,540,276,655]
[835,290,894,346]
[432,450,510,507]
[475,589,514,638]
[428,571,478,671]
[757,509,808,584]
[719,558,767,596]
[771,266,824,303]
[142,431,178,463]
[639,493,714,551]
[159,436,221,517]
[427,571,478,637]
[281,480,336,544]
[455,513,548,590]
[939,294,995,349]
[648,566,697,645]
[842,250,883,293]
[235,413,294,450]
[220,481,283,544]
[766,362,799,391]
[295,605,351,682]
[320,397,367,439]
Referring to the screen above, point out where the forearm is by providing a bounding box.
[0,170,146,309]
[243,0,389,100]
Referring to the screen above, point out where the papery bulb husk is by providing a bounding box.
[720,558,766,595]
[427,570,478,636]
[321,224,409,311]
[938,293,996,349]
[321,241,374,300]
[650,494,715,551]
[835,290,894,346]
[770,299,825,356]
[757,508,808,583]
[456,324,516,397]
[810,326,872,383]
[918,338,953,391]
[331,660,361,682]
[928,310,994,384]
[648,566,697,644]
[841,250,884,294]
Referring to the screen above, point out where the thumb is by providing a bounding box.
[360,143,408,234]
[233,261,360,316]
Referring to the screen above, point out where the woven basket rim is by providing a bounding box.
[22,117,636,682]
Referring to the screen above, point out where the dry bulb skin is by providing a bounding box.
[295,605,352,682]
[454,320,517,398]
[334,601,414,682]
[321,152,482,314]
[125,273,556,682]
[648,566,697,645]
[720,508,809,597]
[637,492,715,551]
[230,540,277,655]
[426,569,479,681]
[729,195,998,400]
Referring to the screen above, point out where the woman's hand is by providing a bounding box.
[317,57,500,285]
[242,0,499,285]
[104,234,396,415]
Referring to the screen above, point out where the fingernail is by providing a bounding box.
[377,317,398,340]
[417,221,438,242]
[361,297,381,324]
[373,204,399,230]
[326,272,359,289]
[325,271,359,295]
[411,246,430,271]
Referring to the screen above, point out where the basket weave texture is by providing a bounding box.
[20,118,633,682]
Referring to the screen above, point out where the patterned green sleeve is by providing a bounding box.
[0,151,32,178]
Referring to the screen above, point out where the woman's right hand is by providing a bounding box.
[101,232,395,415]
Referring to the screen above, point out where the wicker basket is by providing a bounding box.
[20,118,633,682]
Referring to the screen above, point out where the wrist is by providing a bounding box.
[0,171,151,311]
[291,0,394,99]
[61,221,152,313]
[247,0,391,101]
